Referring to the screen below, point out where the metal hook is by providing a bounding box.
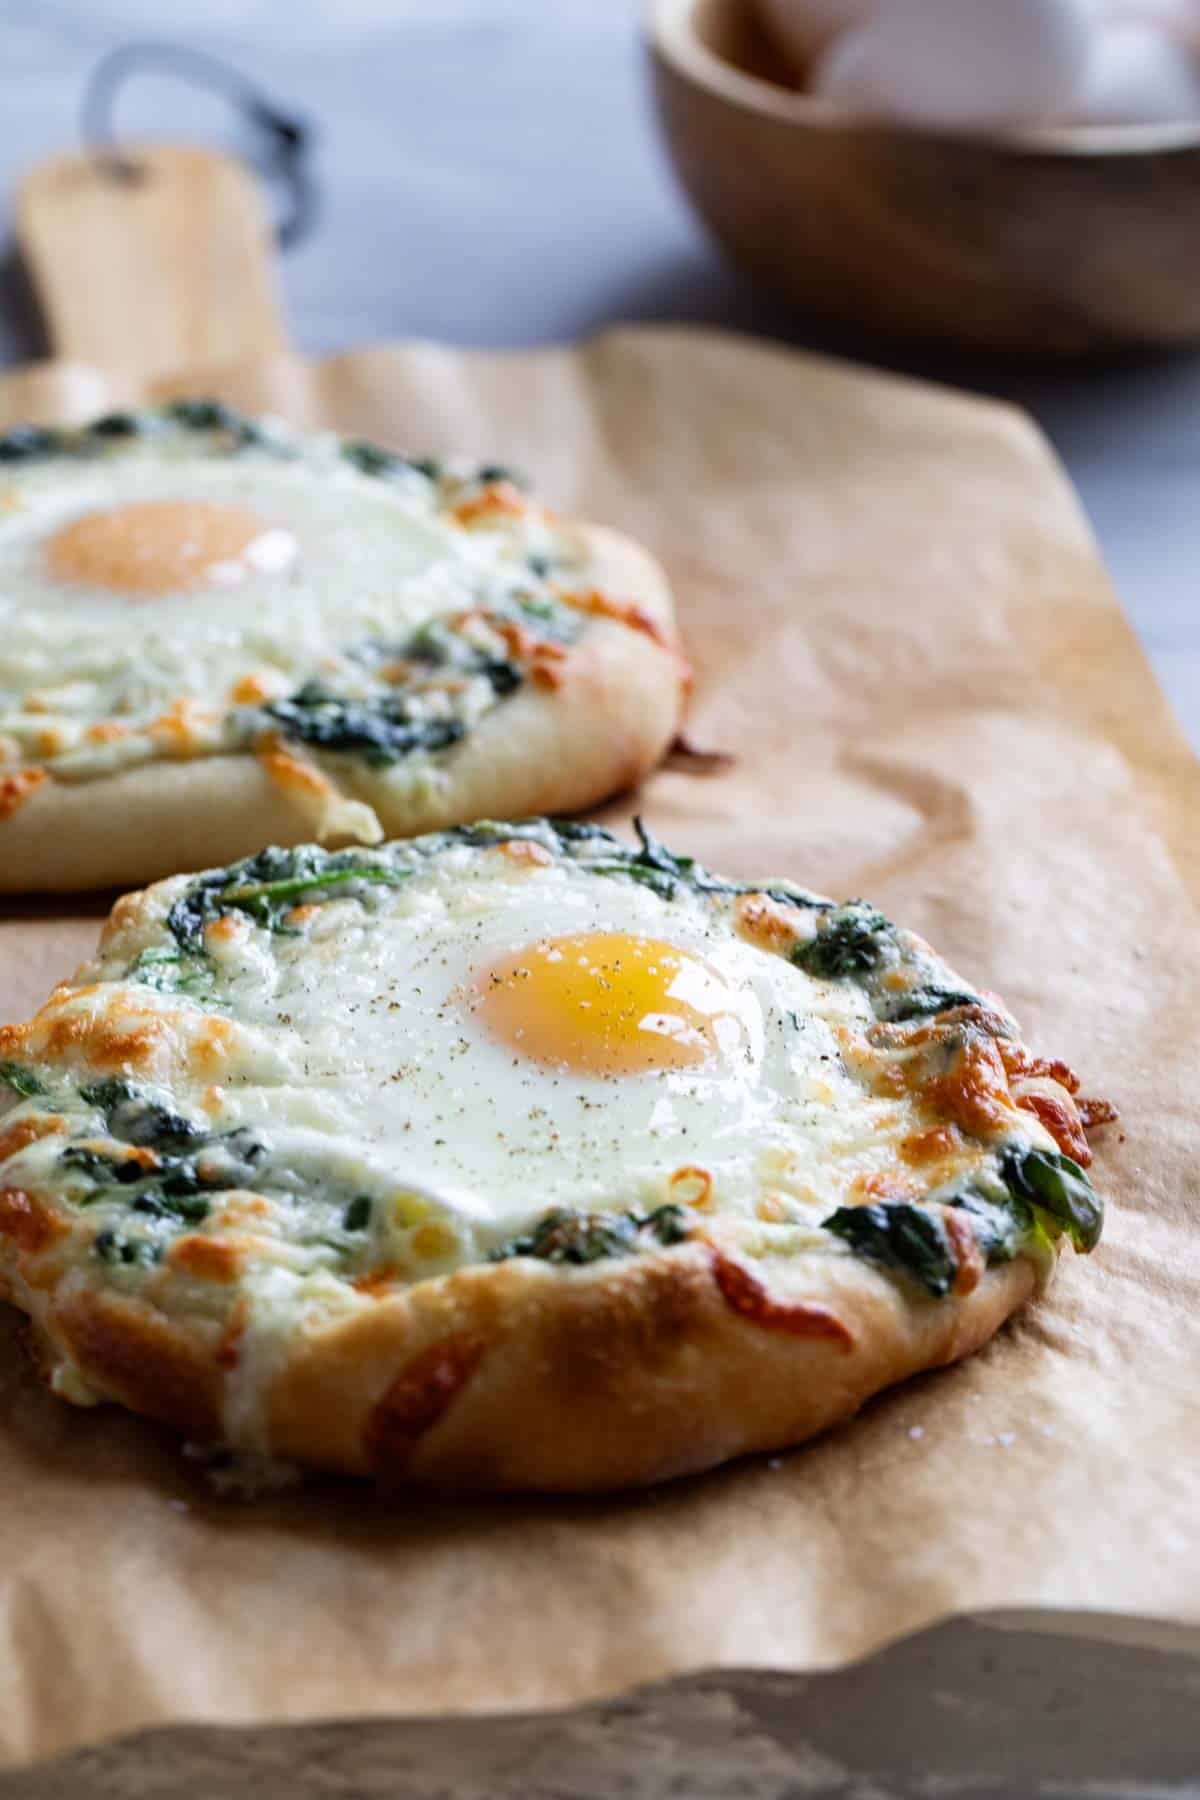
[81,42,317,249]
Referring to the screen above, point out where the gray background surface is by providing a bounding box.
[1,0,1198,746]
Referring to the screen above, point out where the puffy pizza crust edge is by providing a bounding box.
[19,1236,1041,1493]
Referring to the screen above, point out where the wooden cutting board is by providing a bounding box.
[1,142,286,419]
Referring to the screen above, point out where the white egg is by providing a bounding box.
[755,0,875,66]
[1070,20,1200,118]
[812,0,1095,128]
[1101,0,1200,43]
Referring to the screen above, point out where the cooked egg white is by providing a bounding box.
[0,428,570,780]
[188,851,928,1271]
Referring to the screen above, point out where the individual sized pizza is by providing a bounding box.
[0,404,684,890]
[0,821,1113,1491]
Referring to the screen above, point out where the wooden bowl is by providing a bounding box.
[648,0,1200,353]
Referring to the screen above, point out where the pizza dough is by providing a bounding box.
[0,820,1110,1491]
[0,404,685,890]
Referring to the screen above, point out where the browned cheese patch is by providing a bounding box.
[0,767,47,820]
[711,1250,855,1351]
[365,1335,485,1474]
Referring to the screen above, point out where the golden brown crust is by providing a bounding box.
[0,523,685,892]
[52,1287,224,1442]
[251,1238,1036,1490]
[15,1234,1039,1492]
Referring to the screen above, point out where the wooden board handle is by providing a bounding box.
[15,143,288,385]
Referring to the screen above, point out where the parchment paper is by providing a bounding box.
[1,326,1197,1769]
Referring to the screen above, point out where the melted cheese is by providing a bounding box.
[15,849,994,1277]
[0,830,1075,1457]
[0,426,577,783]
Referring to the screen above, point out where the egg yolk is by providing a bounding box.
[476,932,741,1076]
[44,500,297,596]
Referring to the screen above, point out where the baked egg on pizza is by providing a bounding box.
[0,820,1112,1490]
[0,404,683,889]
